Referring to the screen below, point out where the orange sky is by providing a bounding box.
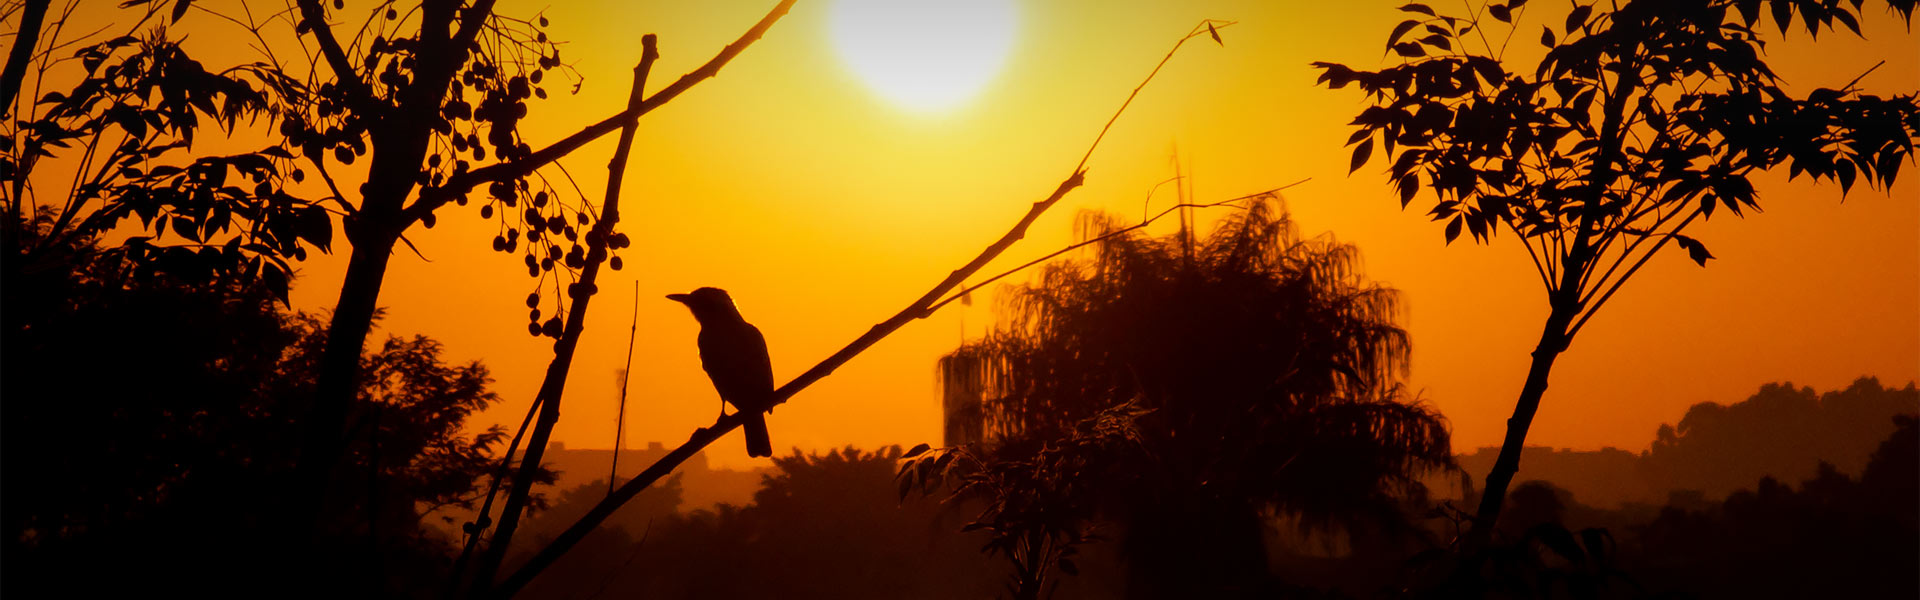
[56,1,1917,469]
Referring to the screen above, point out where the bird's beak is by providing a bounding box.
[666,293,691,303]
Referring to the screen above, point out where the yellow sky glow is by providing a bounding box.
[56,1,1914,470]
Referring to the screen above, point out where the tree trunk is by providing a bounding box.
[1467,65,1638,549]
[1468,300,1574,544]
[0,0,50,120]
[293,231,398,534]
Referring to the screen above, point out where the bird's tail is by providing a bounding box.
[743,411,773,458]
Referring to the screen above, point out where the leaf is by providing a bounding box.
[1833,9,1860,36]
[1672,234,1714,266]
[1387,19,1422,51]
[298,205,333,252]
[1399,3,1436,16]
[171,0,192,21]
[1490,4,1511,23]
[903,443,932,459]
[896,472,915,501]
[1207,22,1222,46]
[1349,138,1374,174]
[260,262,290,305]
[1540,26,1556,48]
[1566,4,1592,33]
[1444,217,1463,243]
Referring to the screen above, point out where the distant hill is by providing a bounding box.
[1432,377,1917,508]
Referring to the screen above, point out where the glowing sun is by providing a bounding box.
[829,0,1018,113]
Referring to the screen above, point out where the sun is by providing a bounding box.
[829,0,1018,113]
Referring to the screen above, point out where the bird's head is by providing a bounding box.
[667,287,743,322]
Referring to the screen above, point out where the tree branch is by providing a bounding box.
[0,0,50,120]
[401,0,797,224]
[292,0,375,107]
[1565,207,1704,339]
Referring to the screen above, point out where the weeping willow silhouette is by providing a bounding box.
[936,197,1456,597]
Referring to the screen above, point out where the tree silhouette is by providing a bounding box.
[1315,0,1920,542]
[920,198,1453,597]
[1,213,542,597]
[1630,416,1918,598]
[1,5,321,300]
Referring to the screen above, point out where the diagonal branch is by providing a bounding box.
[401,0,797,224]
[292,0,375,107]
[0,0,51,120]
[489,19,1234,598]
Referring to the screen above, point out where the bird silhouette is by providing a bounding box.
[668,287,774,458]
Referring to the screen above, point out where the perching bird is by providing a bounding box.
[668,287,774,458]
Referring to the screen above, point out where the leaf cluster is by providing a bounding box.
[1314,0,1918,267]
[6,29,322,301]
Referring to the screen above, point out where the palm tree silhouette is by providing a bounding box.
[939,198,1454,597]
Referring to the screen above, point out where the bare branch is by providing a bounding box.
[1565,207,1703,339]
[403,0,798,224]
[292,0,375,106]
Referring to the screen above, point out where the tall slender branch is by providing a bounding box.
[467,33,657,597]
[292,0,375,107]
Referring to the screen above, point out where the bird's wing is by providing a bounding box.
[698,321,775,411]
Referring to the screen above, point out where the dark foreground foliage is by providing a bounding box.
[2,213,540,597]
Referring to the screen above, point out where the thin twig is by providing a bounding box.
[610,280,641,496]
[923,180,1308,316]
[1076,20,1235,172]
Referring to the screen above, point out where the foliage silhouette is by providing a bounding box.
[1627,415,1919,599]
[0,212,544,598]
[1315,0,1920,541]
[1393,413,1919,599]
[1,7,320,301]
[911,197,1454,598]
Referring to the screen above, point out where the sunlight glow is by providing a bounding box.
[829,0,1017,113]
